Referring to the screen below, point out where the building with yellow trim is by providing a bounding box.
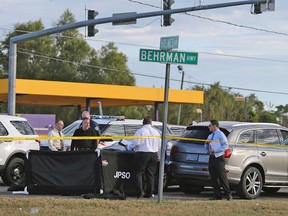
[0,79,204,120]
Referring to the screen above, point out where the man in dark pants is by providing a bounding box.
[204,120,232,201]
[128,117,161,198]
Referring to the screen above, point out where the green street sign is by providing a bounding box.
[160,36,179,50]
[139,49,198,65]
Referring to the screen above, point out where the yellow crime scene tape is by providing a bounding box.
[0,135,288,149]
[0,135,182,141]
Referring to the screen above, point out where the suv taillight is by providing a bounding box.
[170,146,179,155]
[35,139,41,146]
[224,148,233,158]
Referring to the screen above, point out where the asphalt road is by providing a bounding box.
[1,179,288,201]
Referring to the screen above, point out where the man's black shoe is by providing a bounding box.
[227,195,233,201]
[136,193,143,199]
[209,196,222,200]
[143,194,154,198]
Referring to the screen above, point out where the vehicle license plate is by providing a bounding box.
[187,154,198,161]
[198,154,209,163]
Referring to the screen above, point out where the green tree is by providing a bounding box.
[201,83,241,121]
[176,83,279,125]
[0,9,136,122]
[274,104,288,127]
[45,9,92,82]
[0,21,55,80]
[99,42,135,85]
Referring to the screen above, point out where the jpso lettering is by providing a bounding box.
[113,171,131,179]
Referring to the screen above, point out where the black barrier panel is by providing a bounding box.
[26,150,101,195]
[101,150,136,195]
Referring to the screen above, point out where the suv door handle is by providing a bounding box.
[260,152,267,157]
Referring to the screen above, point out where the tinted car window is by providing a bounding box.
[256,129,280,145]
[181,127,211,144]
[154,125,173,135]
[170,127,186,136]
[238,130,254,144]
[280,130,288,145]
[0,122,8,136]
[125,125,142,136]
[10,121,36,135]
[98,123,107,133]
[102,125,125,136]
[182,126,229,144]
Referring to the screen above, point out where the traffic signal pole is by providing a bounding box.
[8,0,270,116]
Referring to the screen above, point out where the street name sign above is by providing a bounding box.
[160,36,179,50]
[139,48,198,65]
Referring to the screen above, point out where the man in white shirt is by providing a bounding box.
[128,117,161,198]
[48,120,65,151]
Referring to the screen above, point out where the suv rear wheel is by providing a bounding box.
[2,158,25,186]
[237,167,263,199]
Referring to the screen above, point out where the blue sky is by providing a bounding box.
[1,0,287,110]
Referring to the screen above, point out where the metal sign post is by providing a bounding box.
[157,63,170,203]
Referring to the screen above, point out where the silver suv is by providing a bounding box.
[0,115,40,185]
[169,121,288,199]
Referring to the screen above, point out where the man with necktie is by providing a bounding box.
[204,120,232,201]
[48,120,65,151]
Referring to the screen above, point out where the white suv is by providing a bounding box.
[0,115,39,185]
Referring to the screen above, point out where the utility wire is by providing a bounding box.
[2,30,287,64]
[128,0,288,37]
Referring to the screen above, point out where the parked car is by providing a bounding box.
[0,115,40,185]
[168,124,186,136]
[169,121,288,199]
[59,115,174,149]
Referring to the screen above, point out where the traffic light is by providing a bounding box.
[163,0,175,26]
[87,10,98,37]
[253,2,262,14]
[253,0,275,15]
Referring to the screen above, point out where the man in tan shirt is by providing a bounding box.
[48,120,65,151]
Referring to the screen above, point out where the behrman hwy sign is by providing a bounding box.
[139,48,198,65]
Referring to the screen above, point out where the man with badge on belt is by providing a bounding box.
[48,120,65,151]
[204,120,232,201]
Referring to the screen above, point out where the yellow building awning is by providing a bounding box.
[0,79,204,107]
